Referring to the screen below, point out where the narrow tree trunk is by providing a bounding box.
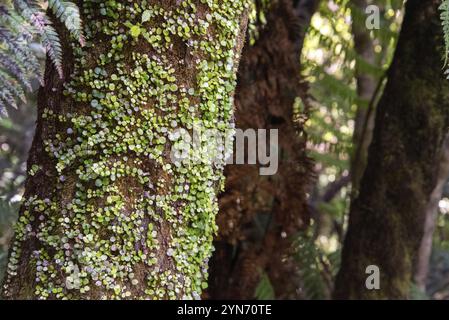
[414,134,449,291]
[334,0,449,299]
[208,0,317,299]
[350,0,378,195]
[1,0,249,299]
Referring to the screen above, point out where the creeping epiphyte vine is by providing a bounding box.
[3,0,249,299]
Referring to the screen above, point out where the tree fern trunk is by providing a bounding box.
[1,0,249,299]
[208,0,317,299]
[334,0,449,299]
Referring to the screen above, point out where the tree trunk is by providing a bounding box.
[334,0,449,299]
[208,0,317,299]
[350,0,378,196]
[414,134,449,291]
[1,0,249,299]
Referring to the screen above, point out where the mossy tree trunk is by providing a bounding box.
[414,134,449,291]
[1,0,249,299]
[208,0,317,299]
[334,0,449,299]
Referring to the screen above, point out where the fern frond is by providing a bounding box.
[0,90,17,113]
[0,79,20,111]
[293,233,331,299]
[40,24,63,77]
[12,0,41,22]
[0,0,83,112]
[0,23,43,82]
[0,52,32,92]
[48,0,85,46]
[0,22,40,113]
[14,0,64,77]
[4,43,42,84]
[439,0,449,66]
[0,4,30,37]
[0,70,27,105]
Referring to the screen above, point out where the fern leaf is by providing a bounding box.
[0,4,29,36]
[41,24,63,77]
[0,25,43,84]
[0,70,27,105]
[0,52,32,92]
[7,44,42,84]
[48,0,85,46]
[0,0,84,111]
[439,0,449,66]
[0,82,19,111]
[14,0,63,77]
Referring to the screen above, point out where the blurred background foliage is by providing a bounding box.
[0,78,37,281]
[292,0,449,300]
[2,0,449,300]
[0,0,81,282]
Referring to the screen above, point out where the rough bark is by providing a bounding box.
[414,134,449,291]
[334,0,449,299]
[1,0,249,299]
[208,0,317,299]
